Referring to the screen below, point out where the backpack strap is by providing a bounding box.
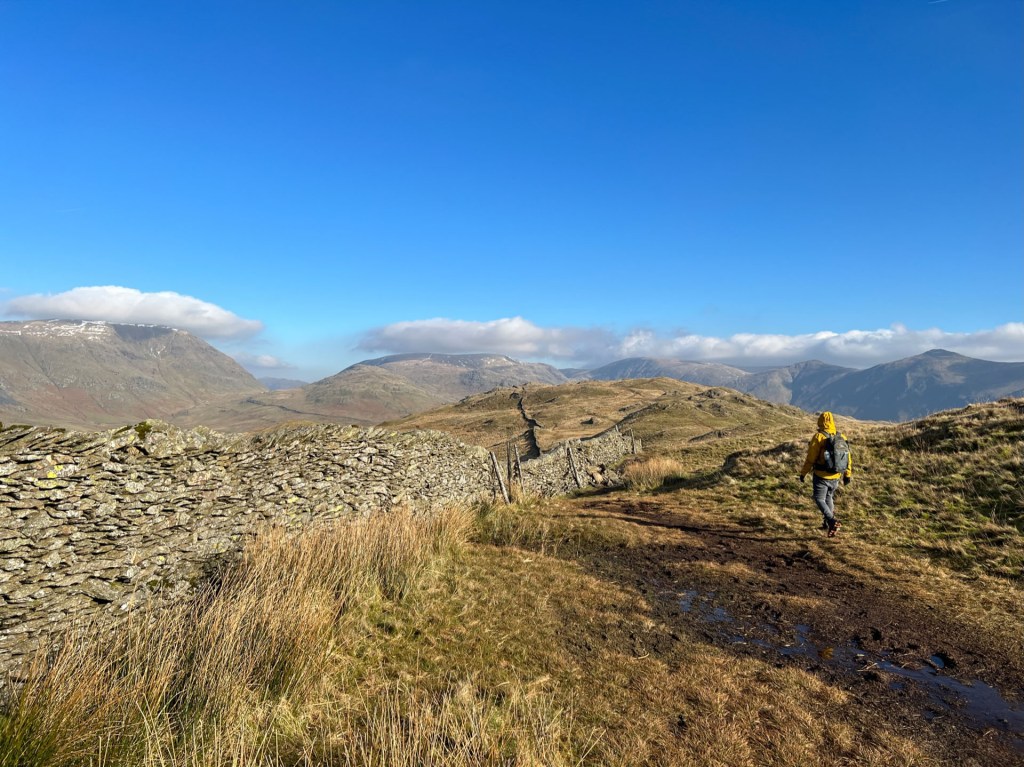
[813,432,835,471]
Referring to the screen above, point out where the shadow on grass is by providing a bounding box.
[571,495,808,544]
[656,469,724,492]
[575,512,807,545]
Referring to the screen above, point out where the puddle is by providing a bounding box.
[679,590,699,613]
[871,655,1024,745]
[680,591,733,624]
[706,606,732,624]
[679,589,1024,749]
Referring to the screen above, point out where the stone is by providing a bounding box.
[7,585,48,602]
[0,538,31,554]
[80,579,120,604]
[42,551,62,568]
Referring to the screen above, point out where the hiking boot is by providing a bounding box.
[828,521,842,538]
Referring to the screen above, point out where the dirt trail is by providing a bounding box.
[563,492,1024,765]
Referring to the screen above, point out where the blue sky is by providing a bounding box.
[2,0,1021,381]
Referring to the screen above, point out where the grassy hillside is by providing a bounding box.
[3,397,1022,765]
[718,397,1024,579]
[385,377,815,459]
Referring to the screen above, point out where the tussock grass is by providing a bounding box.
[473,496,576,555]
[0,503,574,766]
[622,455,686,491]
[332,678,578,766]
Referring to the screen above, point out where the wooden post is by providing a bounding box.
[506,441,513,492]
[513,443,525,494]
[630,429,637,454]
[490,451,510,504]
[567,443,584,488]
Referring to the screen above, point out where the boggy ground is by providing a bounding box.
[535,486,1024,766]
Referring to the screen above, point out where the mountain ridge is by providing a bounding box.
[0,320,265,430]
[1,319,1021,430]
[579,349,1024,421]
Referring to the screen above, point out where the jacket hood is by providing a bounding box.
[817,411,837,435]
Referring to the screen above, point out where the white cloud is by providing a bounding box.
[3,286,263,340]
[359,318,1024,368]
[359,316,616,361]
[232,352,294,371]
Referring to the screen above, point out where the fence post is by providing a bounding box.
[566,443,584,488]
[490,451,510,504]
[630,429,637,454]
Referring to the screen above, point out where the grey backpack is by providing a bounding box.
[818,433,850,473]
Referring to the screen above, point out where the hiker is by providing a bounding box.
[799,411,852,537]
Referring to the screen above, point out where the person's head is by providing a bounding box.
[817,411,836,434]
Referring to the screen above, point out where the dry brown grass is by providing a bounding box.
[621,455,687,491]
[0,503,576,767]
[5,399,1020,766]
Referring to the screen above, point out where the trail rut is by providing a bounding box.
[560,493,1024,765]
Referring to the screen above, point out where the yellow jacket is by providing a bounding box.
[801,411,853,480]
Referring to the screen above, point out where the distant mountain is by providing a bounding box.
[8,327,1016,432]
[740,360,855,406]
[300,364,445,420]
[174,353,570,432]
[794,349,1024,421]
[558,367,591,380]
[175,364,444,431]
[582,351,1024,421]
[358,353,569,399]
[259,377,307,390]
[587,357,751,388]
[0,320,265,429]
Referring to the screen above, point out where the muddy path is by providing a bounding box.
[562,493,1024,765]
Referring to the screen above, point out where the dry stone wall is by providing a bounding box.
[0,420,492,670]
[0,419,636,672]
[519,428,635,496]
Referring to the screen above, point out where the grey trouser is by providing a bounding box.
[812,475,840,525]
